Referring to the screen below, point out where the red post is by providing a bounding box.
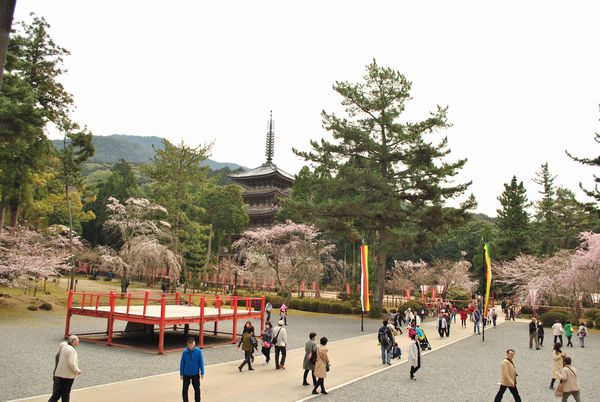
[260,296,265,337]
[175,291,180,305]
[95,294,100,311]
[107,290,115,345]
[158,294,166,354]
[214,294,220,335]
[199,296,205,348]
[89,293,93,307]
[232,296,238,344]
[64,290,74,338]
[126,293,132,315]
[81,293,85,310]
[187,294,192,306]
[143,291,149,317]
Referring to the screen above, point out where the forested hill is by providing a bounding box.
[51,134,244,170]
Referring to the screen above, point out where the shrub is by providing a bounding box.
[87,275,97,280]
[309,300,320,312]
[586,321,594,329]
[296,299,310,311]
[341,305,352,314]
[276,289,291,299]
[352,306,363,315]
[368,306,382,318]
[318,302,331,313]
[330,303,343,314]
[267,296,283,308]
[102,277,112,282]
[540,309,570,328]
[337,292,350,301]
[27,305,38,311]
[288,299,299,310]
[39,302,53,311]
[583,308,600,321]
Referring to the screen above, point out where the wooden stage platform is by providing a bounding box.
[65,290,265,354]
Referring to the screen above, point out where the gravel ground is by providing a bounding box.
[0,310,381,401]
[318,321,600,402]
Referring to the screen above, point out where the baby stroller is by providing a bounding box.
[415,327,432,351]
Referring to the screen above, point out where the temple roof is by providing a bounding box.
[243,187,290,198]
[229,162,295,184]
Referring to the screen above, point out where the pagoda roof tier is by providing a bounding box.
[246,206,279,216]
[242,187,290,199]
[229,162,294,185]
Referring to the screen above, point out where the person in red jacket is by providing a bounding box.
[467,304,475,322]
[460,308,468,328]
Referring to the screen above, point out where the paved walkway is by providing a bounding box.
[14,317,507,402]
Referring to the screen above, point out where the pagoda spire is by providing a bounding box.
[265,110,275,164]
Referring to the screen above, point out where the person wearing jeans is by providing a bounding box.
[273,320,288,369]
[378,320,393,365]
[473,309,481,335]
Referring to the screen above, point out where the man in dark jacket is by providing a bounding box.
[529,318,540,350]
[378,320,393,365]
[180,338,205,402]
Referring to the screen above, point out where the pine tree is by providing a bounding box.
[292,60,475,312]
[495,176,531,260]
[554,187,588,249]
[532,163,559,255]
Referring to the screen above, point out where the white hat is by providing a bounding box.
[278,320,284,326]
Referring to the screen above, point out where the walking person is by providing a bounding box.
[303,332,318,386]
[312,337,330,395]
[493,349,522,402]
[408,333,421,380]
[237,321,255,362]
[451,305,457,323]
[473,308,481,335]
[509,305,515,321]
[273,320,288,369]
[280,303,288,325]
[549,342,565,389]
[468,303,474,322]
[445,312,451,337]
[537,319,545,347]
[555,356,581,402]
[180,338,205,402]
[261,321,273,364]
[378,319,394,365]
[492,308,498,327]
[564,321,573,347]
[49,335,82,402]
[552,320,564,345]
[237,328,255,371]
[577,324,587,348]
[265,301,273,322]
[529,318,540,350]
[460,307,468,328]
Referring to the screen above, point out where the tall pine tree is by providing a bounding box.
[532,162,559,255]
[495,176,531,260]
[292,60,474,312]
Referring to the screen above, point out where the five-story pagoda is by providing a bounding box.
[229,112,294,226]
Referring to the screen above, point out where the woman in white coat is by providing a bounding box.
[408,333,421,380]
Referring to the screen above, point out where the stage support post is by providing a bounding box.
[199,296,205,348]
[64,290,74,338]
[214,294,220,335]
[232,296,238,344]
[107,290,115,345]
[260,296,265,337]
[158,294,166,354]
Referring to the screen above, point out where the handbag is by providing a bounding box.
[262,341,271,349]
[554,382,564,397]
[326,363,330,372]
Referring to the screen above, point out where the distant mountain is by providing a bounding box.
[51,134,245,171]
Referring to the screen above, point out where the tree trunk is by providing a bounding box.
[9,202,18,227]
[0,202,5,235]
[376,249,387,312]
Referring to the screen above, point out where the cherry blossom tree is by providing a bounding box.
[0,226,82,287]
[233,221,336,292]
[390,259,477,295]
[103,197,178,292]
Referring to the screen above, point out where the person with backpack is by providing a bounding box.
[473,308,481,335]
[265,301,273,322]
[552,320,564,345]
[237,329,255,372]
[273,320,288,369]
[303,332,318,386]
[378,319,394,365]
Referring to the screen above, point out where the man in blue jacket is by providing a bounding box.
[180,337,205,402]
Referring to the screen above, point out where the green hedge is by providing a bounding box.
[583,308,600,321]
[398,300,425,316]
[540,309,571,327]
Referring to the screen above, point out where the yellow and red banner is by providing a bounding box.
[360,244,370,312]
[483,242,492,314]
